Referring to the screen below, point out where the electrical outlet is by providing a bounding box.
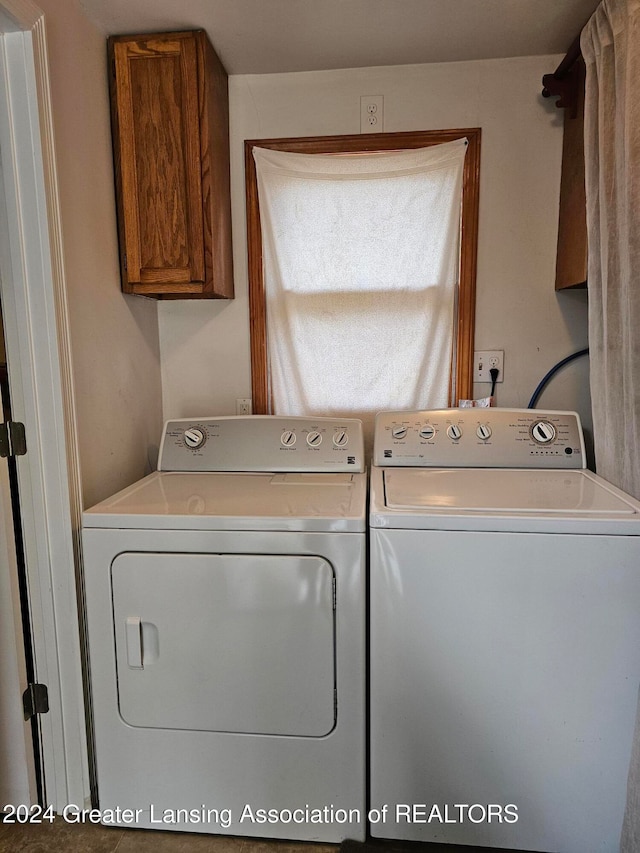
[236,398,252,415]
[360,95,384,133]
[474,350,504,383]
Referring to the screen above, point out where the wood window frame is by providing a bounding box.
[245,128,481,413]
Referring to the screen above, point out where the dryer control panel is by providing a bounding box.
[373,408,585,468]
[159,416,365,472]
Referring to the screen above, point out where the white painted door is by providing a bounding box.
[0,327,36,805]
[0,7,90,809]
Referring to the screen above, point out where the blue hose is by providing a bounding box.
[528,348,590,408]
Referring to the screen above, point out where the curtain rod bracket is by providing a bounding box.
[542,66,580,118]
[541,32,583,118]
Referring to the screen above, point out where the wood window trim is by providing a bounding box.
[245,128,481,414]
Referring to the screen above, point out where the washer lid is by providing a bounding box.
[83,470,367,532]
[383,469,639,515]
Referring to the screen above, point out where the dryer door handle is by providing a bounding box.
[125,616,143,669]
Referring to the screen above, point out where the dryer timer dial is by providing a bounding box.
[183,428,205,449]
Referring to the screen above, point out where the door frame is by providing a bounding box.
[0,0,88,808]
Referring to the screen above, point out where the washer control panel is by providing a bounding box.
[159,416,364,472]
[373,409,586,468]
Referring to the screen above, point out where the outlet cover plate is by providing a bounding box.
[474,350,504,383]
[360,95,384,133]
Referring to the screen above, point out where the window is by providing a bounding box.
[245,129,480,419]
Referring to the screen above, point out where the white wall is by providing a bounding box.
[37,0,164,506]
[158,55,591,452]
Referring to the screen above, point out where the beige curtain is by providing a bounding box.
[581,0,640,499]
[581,3,640,850]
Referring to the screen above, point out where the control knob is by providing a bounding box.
[476,424,492,441]
[333,430,349,447]
[392,425,408,440]
[531,420,557,445]
[419,424,436,440]
[306,431,322,447]
[183,428,205,449]
[281,430,297,447]
[447,424,462,441]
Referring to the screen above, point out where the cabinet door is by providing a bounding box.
[110,34,206,294]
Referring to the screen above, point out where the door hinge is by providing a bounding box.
[23,683,49,721]
[0,421,27,459]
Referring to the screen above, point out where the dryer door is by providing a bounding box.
[111,552,335,736]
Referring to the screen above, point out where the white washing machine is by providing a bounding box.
[82,416,366,842]
[369,408,640,853]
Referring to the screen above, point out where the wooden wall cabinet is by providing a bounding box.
[108,31,234,299]
[554,58,587,290]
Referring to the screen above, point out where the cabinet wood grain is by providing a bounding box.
[109,31,233,299]
[555,58,587,291]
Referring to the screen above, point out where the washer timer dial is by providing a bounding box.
[530,420,557,445]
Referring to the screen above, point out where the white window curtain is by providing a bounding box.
[580,3,640,850]
[252,140,467,440]
[581,0,640,499]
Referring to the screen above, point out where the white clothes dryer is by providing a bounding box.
[82,416,366,842]
[369,408,640,853]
